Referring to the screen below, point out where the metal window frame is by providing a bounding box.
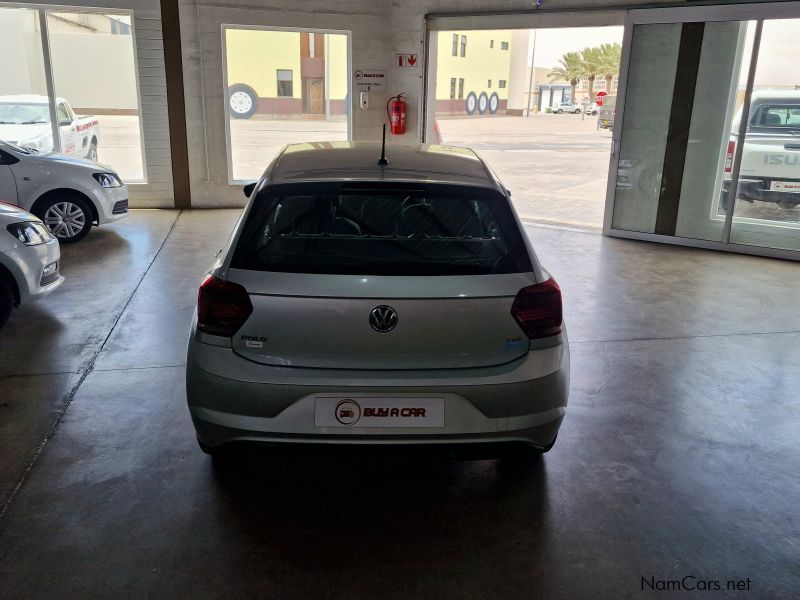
[605,2,800,260]
[220,24,352,186]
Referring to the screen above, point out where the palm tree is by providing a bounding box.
[580,46,603,100]
[548,51,583,105]
[598,43,622,95]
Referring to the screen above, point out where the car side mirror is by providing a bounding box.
[243,182,256,198]
[59,119,72,127]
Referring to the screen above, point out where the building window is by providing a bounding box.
[277,69,293,97]
[449,78,456,99]
[499,80,507,88]
[458,78,464,99]
[460,35,467,57]
[490,39,494,48]
[500,41,509,50]
[452,33,458,56]
[487,79,492,88]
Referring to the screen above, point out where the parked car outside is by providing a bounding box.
[0,95,99,161]
[583,102,599,116]
[186,142,569,458]
[0,203,63,329]
[0,140,128,243]
[721,90,800,211]
[597,95,616,129]
[555,101,581,114]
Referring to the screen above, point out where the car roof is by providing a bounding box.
[264,142,505,191]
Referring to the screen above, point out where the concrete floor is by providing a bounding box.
[1,210,799,598]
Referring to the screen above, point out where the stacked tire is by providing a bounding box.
[465,91,500,115]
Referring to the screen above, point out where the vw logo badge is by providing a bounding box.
[369,305,398,333]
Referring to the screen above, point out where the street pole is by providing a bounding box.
[525,28,537,117]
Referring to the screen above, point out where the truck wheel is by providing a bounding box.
[86,140,98,162]
[228,84,258,119]
[0,277,13,330]
[477,92,489,114]
[465,92,478,115]
[36,194,93,244]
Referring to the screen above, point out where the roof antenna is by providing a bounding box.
[377,123,388,166]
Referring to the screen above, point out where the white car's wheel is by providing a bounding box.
[38,196,92,243]
[228,84,258,119]
[556,109,563,114]
[478,92,489,114]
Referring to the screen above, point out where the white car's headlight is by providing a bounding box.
[6,221,53,246]
[93,172,123,188]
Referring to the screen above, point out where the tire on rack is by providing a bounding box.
[488,92,500,114]
[34,192,94,244]
[465,92,478,115]
[228,84,259,119]
[477,92,489,115]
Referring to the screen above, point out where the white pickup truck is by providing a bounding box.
[0,95,99,161]
[723,90,800,210]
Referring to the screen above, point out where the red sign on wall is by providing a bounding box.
[396,54,418,67]
[595,91,608,106]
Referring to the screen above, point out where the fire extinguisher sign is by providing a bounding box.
[353,69,386,91]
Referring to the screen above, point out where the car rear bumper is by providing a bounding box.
[186,334,569,449]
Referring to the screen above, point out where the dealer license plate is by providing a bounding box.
[314,396,445,428]
[770,181,800,192]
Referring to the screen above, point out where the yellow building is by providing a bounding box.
[436,30,512,115]
[224,29,348,119]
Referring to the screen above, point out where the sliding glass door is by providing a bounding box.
[606,2,800,258]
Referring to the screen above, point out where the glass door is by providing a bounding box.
[605,2,800,258]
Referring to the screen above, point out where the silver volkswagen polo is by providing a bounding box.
[186,142,569,456]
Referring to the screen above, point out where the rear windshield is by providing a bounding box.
[230,182,532,276]
[750,104,800,128]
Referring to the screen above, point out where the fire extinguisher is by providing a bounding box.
[387,93,407,135]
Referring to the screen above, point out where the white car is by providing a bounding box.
[555,101,581,114]
[0,203,63,329]
[583,102,599,116]
[722,90,800,210]
[0,140,128,243]
[0,95,99,160]
[186,142,569,458]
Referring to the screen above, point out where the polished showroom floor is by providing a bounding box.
[0,210,798,599]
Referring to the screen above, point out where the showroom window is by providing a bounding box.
[223,26,351,183]
[0,7,146,182]
[276,70,294,97]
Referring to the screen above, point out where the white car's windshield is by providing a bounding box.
[0,103,50,125]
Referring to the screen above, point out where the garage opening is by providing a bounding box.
[222,26,351,183]
[427,24,623,230]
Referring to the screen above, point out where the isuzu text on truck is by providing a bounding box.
[0,95,99,161]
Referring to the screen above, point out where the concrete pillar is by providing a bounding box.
[506,29,531,116]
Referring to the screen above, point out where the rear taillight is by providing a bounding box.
[511,278,563,339]
[197,275,253,337]
[724,140,735,173]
